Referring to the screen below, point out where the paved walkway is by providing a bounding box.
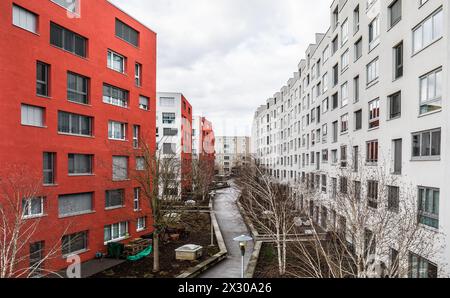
[199,184,254,278]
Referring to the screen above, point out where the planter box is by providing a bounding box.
[175,244,203,261]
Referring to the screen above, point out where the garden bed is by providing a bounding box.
[92,212,219,278]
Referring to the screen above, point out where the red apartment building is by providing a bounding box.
[156,92,192,198]
[0,0,156,276]
[193,116,216,167]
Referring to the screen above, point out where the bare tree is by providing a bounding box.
[236,162,297,276]
[290,158,445,278]
[190,157,215,202]
[131,142,183,273]
[0,165,65,278]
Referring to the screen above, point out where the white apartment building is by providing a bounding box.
[156,92,193,197]
[215,136,251,175]
[252,0,449,277]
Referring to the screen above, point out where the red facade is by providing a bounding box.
[198,117,216,165]
[0,0,156,275]
[180,95,193,197]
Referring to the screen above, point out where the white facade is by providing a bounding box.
[215,136,251,175]
[156,92,183,156]
[252,0,449,277]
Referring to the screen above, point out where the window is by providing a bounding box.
[162,112,176,124]
[388,186,400,212]
[22,197,44,218]
[58,111,92,136]
[68,154,92,175]
[12,5,37,33]
[340,146,347,167]
[393,139,402,174]
[354,181,361,200]
[354,38,362,61]
[43,152,55,185]
[139,96,149,110]
[412,129,441,159]
[104,221,128,243]
[115,19,139,47]
[409,253,437,278]
[67,72,88,104]
[51,0,78,13]
[354,5,360,33]
[321,175,327,193]
[21,104,44,127]
[58,193,93,217]
[107,50,125,73]
[37,62,49,97]
[112,157,128,181]
[418,187,439,229]
[62,231,88,256]
[135,63,142,86]
[137,217,146,231]
[389,0,402,28]
[332,92,339,110]
[366,140,379,164]
[322,73,328,93]
[106,189,125,209]
[331,178,337,198]
[160,97,175,107]
[340,114,349,134]
[136,157,145,171]
[108,121,126,140]
[163,143,176,155]
[341,19,349,45]
[364,229,376,257]
[413,8,443,54]
[369,98,380,129]
[367,58,379,84]
[133,188,140,211]
[333,64,339,86]
[368,180,379,209]
[103,84,129,108]
[340,177,348,194]
[323,45,330,62]
[322,149,328,162]
[341,50,349,71]
[389,42,403,81]
[332,6,339,29]
[322,98,329,113]
[332,36,339,54]
[389,92,401,119]
[29,241,44,277]
[420,68,442,114]
[163,128,178,136]
[368,16,380,50]
[133,125,140,149]
[354,109,362,131]
[341,82,348,107]
[332,121,338,143]
[354,76,360,103]
[50,23,86,57]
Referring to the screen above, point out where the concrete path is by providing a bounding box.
[199,184,254,278]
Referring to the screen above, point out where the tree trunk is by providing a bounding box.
[153,232,160,272]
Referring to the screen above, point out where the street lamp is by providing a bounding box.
[233,235,253,278]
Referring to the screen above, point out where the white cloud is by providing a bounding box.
[109,0,331,136]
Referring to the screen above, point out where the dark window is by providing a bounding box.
[50,23,86,57]
[43,152,55,185]
[364,229,376,257]
[368,180,378,209]
[409,253,437,278]
[354,38,362,60]
[366,140,378,164]
[29,241,44,277]
[62,231,88,256]
[332,92,339,109]
[418,187,439,229]
[68,154,92,175]
[394,42,403,79]
[115,19,139,47]
[388,186,400,212]
[333,64,339,86]
[67,72,88,104]
[389,91,401,119]
[354,76,360,103]
[105,189,125,208]
[163,128,178,136]
[37,62,49,97]
[58,111,93,136]
[355,109,362,130]
[412,129,441,159]
[58,193,93,217]
[389,0,402,28]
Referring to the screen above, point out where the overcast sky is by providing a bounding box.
[109,0,331,136]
